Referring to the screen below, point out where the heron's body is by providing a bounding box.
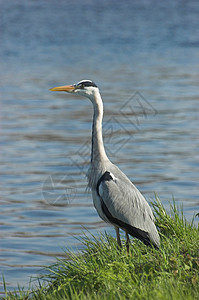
[88,163,159,248]
[50,80,160,250]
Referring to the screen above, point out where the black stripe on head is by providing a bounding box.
[76,80,98,89]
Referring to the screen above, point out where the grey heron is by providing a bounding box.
[50,80,160,251]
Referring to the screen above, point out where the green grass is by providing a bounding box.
[3,199,199,300]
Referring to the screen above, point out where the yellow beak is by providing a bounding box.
[49,85,75,92]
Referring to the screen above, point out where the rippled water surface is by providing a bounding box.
[1,0,199,292]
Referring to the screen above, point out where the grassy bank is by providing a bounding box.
[3,199,199,300]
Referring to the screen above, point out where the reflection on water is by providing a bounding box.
[1,0,199,292]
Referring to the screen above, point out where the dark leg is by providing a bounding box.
[125,231,130,254]
[115,226,122,248]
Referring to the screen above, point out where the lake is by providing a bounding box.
[0,0,199,292]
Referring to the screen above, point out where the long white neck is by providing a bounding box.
[90,90,109,164]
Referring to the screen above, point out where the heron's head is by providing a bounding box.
[49,80,99,99]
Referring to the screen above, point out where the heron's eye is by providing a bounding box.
[78,83,84,89]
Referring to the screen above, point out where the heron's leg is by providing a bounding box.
[115,226,122,248]
[125,231,130,254]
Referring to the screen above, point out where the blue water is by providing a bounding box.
[1,0,199,293]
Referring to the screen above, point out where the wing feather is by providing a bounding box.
[97,168,160,247]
